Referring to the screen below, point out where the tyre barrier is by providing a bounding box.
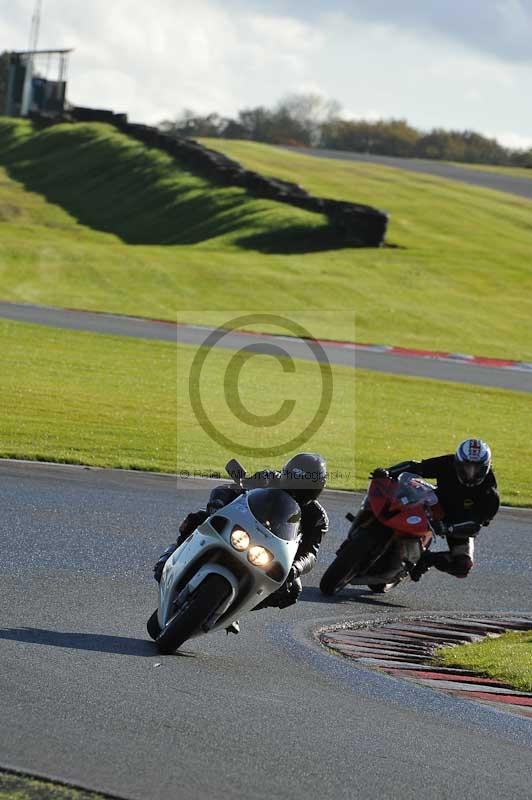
[320,616,532,717]
[28,107,389,248]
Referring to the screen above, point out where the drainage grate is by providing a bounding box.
[320,616,532,717]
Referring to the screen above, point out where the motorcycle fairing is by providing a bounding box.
[358,537,425,586]
[158,492,300,631]
[368,473,441,538]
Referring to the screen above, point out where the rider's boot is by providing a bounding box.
[225,620,240,635]
[409,550,435,582]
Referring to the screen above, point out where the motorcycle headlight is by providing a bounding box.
[248,545,273,568]
[230,528,250,551]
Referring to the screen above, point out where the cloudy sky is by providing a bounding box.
[3,0,532,149]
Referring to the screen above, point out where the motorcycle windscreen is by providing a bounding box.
[247,488,301,541]
[395,472,438,507]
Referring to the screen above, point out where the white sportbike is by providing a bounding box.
[147,462,302,654]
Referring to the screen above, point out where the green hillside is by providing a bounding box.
[0,118,324,246]
[0,120,531,359]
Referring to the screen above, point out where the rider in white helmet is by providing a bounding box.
[373,438,499,580]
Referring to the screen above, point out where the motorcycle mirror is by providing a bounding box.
[225,458,246,486]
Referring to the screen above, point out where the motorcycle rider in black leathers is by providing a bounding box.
[153,453,329,613]
[374,438,499,581]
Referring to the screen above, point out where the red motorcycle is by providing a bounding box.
[320,472,444,595]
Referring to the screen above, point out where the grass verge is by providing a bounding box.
[0,769,108,799]
[1,320,530,504]
[435,631,532,692]
[0,120,531,359]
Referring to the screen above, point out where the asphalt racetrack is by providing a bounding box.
[1,461,531,799]
[284,146,532,202]
[0,301,530,393]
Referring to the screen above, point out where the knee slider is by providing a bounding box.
[451,554,473,578]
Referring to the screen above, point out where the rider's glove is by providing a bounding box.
[206,498,225,515]
[179,509,208,535]
[370,467,389,479]
[447,520,482,537]
[153,544,177,583]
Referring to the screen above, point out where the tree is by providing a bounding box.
[236,106,278,142]
[416,129,509,164]
[160,109,228,138]
[274,93,341,146]
[321,118,418,156]
[158,97,524,168]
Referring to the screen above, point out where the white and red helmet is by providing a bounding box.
[454,439,491,487]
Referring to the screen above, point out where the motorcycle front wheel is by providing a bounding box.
[320,526,392,596]
[319,546,359,596]
[155,574,232,654]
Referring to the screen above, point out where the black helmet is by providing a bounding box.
[454,439,492,487]
[280,452,327,505]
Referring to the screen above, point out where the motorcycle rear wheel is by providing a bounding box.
[155,574,232,654]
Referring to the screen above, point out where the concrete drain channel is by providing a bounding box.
[319,616,532,717]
